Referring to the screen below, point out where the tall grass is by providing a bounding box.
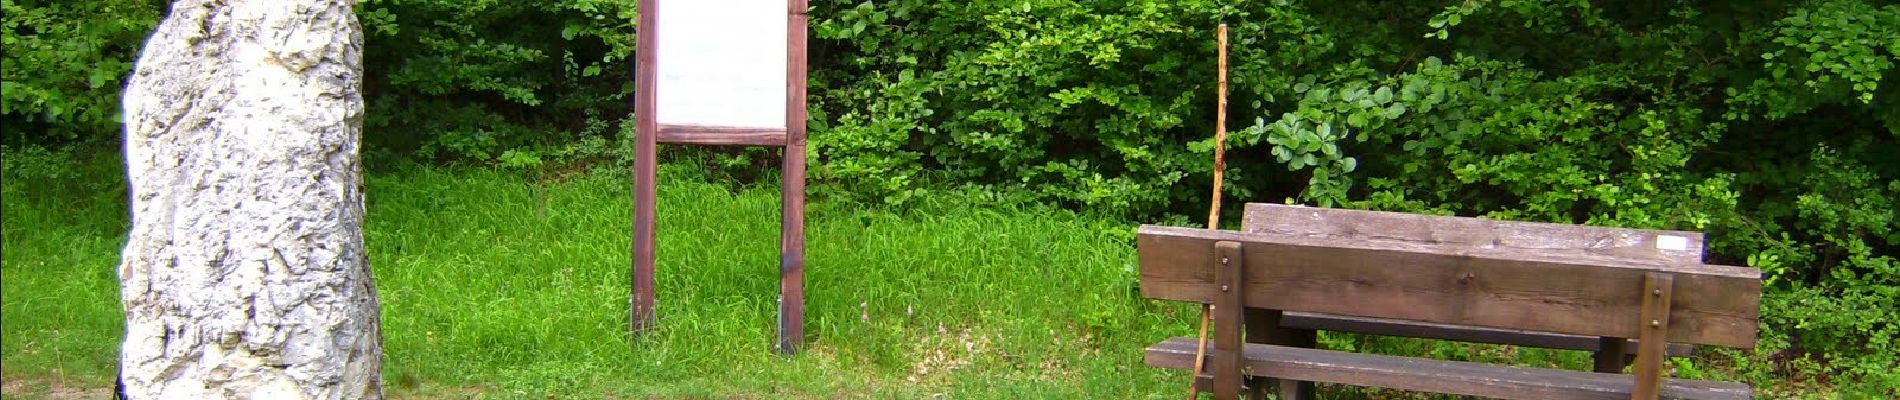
[6,154,1811,398]
[4,158,1200,398]
[1,149,127,387]
[363,163,1197,397]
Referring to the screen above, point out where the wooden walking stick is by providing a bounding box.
[1187,23,1230,400]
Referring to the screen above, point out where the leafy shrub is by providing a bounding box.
[0,0,161,146]
[809,0,1242,211]
[812,0,1897,391]
[356,0,640,162]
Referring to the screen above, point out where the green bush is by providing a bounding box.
[0,0,160,146]
[356,0,639,162]
[0,0,639,161]
[811,0,1898,392]
[810,0,1242,211]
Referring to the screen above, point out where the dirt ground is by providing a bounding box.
[0,377,111,400]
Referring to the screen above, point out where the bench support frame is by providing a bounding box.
[1246,309,1314,399]
[1596,337,1631,373]
[1214,240,1318,400]
[1193,242,1690,400]
[1635,272,1676,399]
[1212,241,1246,398]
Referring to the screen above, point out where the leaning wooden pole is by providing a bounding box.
[1208,24,1229,229]
[1187,23,1229,400]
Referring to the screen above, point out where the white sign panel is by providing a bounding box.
[1655,235,1689,251]
[655,0,788,129]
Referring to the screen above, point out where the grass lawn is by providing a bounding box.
[4,158,1206,398]
[0,155,1835,399]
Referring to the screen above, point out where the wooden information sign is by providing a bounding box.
[633,0,809,355]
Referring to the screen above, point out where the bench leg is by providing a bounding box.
[1275,329,1317,400]
[1593,337,1629,373]
[1245,308,1316,400]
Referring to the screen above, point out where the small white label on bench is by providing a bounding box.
[1656,235,1689,251]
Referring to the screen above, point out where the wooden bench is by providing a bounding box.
[1248,203,1701,380]
[1137,204,1762,399]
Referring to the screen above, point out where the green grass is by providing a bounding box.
[0,150,126,391]
[363,163,1205,398]
[0,154,1851,399]
[3,158,1207,398]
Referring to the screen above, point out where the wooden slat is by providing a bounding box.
[656,124,787,146]
[1281,312,1695,357]
[1212,241,1244,398]
[1136,226,1760,348]
[1146,338,1754,400]
[1635,272,1677,399]
[1243,203,1704,361]
[1240,203,1706,264]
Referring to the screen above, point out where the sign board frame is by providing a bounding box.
[632,0,809,355]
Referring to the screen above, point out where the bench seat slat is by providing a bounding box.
[1281,312,1695,357]
[1137,225,1761,348]
[1145,337,1751,400]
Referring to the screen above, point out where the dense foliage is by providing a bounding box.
[0,0,159,146]
[820,2,1900,390]
[353,0,639,163]
[2,0,1895,394]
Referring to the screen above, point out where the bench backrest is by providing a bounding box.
[1137,204,1761,349]
[1240,203,1707,264]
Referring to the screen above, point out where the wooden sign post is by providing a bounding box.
[632,0,809,355]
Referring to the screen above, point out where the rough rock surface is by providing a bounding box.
[118,0,381,398]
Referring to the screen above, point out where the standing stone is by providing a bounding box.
[117,0,380,399]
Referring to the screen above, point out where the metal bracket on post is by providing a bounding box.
[1632,271,1675,400]
[1213,241,1247,399]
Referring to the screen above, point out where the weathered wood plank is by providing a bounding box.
[1635,272,1677,399]
[656,124,788,146]
[1244,203,1704,360]
[1136,226,1760,348]
[1146,338,1754,400]
[1280,312,1695,357]
[1240,203,1706,264]
[1212,241,1244,399]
